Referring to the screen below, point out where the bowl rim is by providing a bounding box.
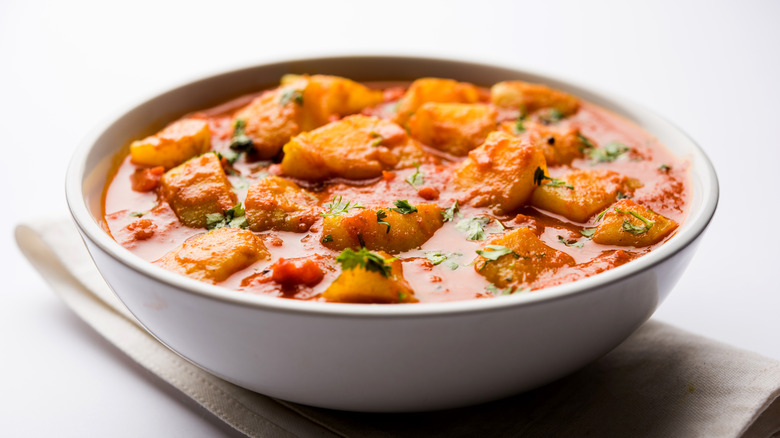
[65,54,719,318]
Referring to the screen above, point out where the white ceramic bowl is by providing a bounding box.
[66,55,718,412]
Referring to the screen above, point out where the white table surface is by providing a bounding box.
[2,1,778,436]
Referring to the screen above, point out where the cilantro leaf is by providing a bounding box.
[615,208,655,235]
[319,195,366,217]
[389,200,417,214]
[369,130,383,147]
[539,108,564,124]
[229,118,254,152]
[579,228,596,238]
[405,163,424,188]
[335,247,395,278]
[279,89,304,106]
[533,167,574,190]
[586,141,630,163]
[205,203,248,230]
[441,201,460,222]
[485,283,524,296]
[424,251,462,267]
[557,235,584,248]
[321,234,334,243]
[577,133,596,150]
[377,209,391,234]
[476,245,518,261]
[514,114,526,134]
[455,216,490,240]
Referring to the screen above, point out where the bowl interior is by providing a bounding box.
[67,55,719,316]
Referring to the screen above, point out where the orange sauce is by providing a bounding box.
[103,82,690,303]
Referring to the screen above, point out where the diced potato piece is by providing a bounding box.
[321,204,444,253]
[394,78,481,125]
[233,83,306,159]
[499,120,587,166]
[130,118,211,169]
[156,227,269,283]
[476,227,575,289]
[281,115,425,181]
[244,176,319,232]
[282,74,384,129]
[453,131,547,214]
[408,103,497,156]
[591,199,678,247]
[322,251,416,303]
[530,169,642,223]
[161,153,237,228]
[491,80,579,116]
[234,75,382,159]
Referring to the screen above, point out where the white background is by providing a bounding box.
[2,0,779,436]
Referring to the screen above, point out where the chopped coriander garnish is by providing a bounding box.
[205,203,248,230]
[321,234,334,243]
[279,89,304,106]
[425,251,448,265]
[580,228,596,238]
[335,247,395,278]
[389,200,417,214]
[425,251,462,266]
[129,210,148,218]
[659,163,671,172]
[514,114,526,134]
[540,108,564,124]
[442,201,460,222]
[222,149,241,164]
[533,167,574,190]
[405,163,424,188]
[319,195,366,217]
[595,208,610,223]
[229,118,254,152]
[376,209,391,234]
[476,245,519,261]
[557,235,584,248]
[445,261,459,270]
[455,216,490,240]
[586,141,630,163]
[616,191,631,200]
[486,283,517,296]
[615,208,655,235]
[577,133,596,150]
[369,130,383,147]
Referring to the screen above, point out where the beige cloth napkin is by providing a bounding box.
[15,219,780,438]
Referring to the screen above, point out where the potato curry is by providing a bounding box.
[103,74,689,304]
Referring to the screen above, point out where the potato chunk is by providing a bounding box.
[453,131,547,214]
[282,74,384,128]
[500,120,588,166]
[591,199,678,247]
[475,227,575,289]
[530,169,642,223]
[244,176,319,232]
[322,250,416,303]
[233,83,306,159]
[161,153,237,228]
[321,204,443,253]
[280,115,425,181]
[408,103,497,156]
[394,78,481,125]
[491,80,579,116]
[157,227,269,283]
[130,118,211,169]
[234,75,383,159]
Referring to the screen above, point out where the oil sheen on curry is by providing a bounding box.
[103,75,689,304]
